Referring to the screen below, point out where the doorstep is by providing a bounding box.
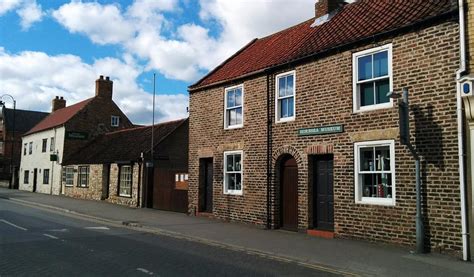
[196,212,214,218]
[307,229,334,239]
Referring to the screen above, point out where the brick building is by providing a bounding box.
[19,76,133,195]
[188,0,467,257]
[0,108,48,188]
[61,119,189,211]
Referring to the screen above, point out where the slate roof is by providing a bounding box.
[62,118,187,165]
[25,98,93,135]
[2,108,49,133]
[190,0,456,90]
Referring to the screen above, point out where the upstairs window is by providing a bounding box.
[24,143,27,156]
[276,71,295,122]
[353,44,392,112]
[223,151,243,195]
[224,85,243,129]
[111,116,120,127]
[42,139,47,153]
[29,142,33,155]
[78,166,89,188]
[50,137,55,152]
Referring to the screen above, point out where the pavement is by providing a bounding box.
[1,188,473,277]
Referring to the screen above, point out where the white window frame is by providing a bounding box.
[118,165,132,197]
[223,84,244,129]
[64,167,74,187]
[275,70,296,123]
[78,166,89,188]
[354,140,396,206]
[352,44,393,113]
[50,137,55,152]
[111,116,120,127]
[223,150,243,195]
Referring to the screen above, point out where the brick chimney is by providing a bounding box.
[315,0,345,18]
[52,96,66,112]
[95,75,113,99]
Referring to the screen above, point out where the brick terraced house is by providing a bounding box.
[188,0,471,257]
[19,76,133,195]
[61,119,189,211]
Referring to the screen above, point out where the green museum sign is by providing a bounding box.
[298,124,344,136]
[66,131,89,140]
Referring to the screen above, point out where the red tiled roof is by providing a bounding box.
[190,0,456,90]
[25,98,93,135]
[63,118,187,165]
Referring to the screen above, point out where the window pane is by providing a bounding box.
[234,154,241,171]
[360,147,374,171]
[375,79,390,104]
[235,88,242,106]
[362,173,392,198]
[235,108,242,125]
[375,146,390,170]
[286,75,294,96]
[227,90,235,107]
[279,77,286,97]
[227,154,234,171]
[360,82,374,106]
[287,97,294,117]
[358,55,372,81]
[373,51,388,77]
[362,174,375,197]
[227,173,236,190]
[281,98,288,118]
[235,173,242,191]
[229,109,236,126]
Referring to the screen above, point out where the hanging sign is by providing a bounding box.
[65,131,89,140]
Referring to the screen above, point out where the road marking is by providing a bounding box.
[43,234,59,240]
[84,226,110,230]
[48,228,68,232]
[136,268,154,275]
[0,219,28,231]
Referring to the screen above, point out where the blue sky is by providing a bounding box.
[0,0,314,124]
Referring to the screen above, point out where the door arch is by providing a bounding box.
[280,155,298,231]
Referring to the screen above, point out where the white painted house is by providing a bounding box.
[19,76,133,195]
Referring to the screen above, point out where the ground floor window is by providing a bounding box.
[223,151,243,195]
[63,167,74,187]
[118,165,132,197]
[24,170,29,184]
[78,166,89,188]
[354,140,395,205]
[43,169,50,184]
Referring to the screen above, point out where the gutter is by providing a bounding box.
[455,0,471,262]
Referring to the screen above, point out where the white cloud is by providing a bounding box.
[52,2,135,45]
[0,48,188,124]
[51,0,315,83]
[16,0,44,30]
[0,0,21,16]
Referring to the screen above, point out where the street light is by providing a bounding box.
[387,88,424,254]
[0,94,16,190]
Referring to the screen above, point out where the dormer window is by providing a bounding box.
[111,116,120,127]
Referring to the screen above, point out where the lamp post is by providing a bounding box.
[0,94,16,189]
[387,88,424,254]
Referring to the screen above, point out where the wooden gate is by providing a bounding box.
[152,168,188,213]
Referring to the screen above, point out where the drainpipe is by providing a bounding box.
[456,0,470,262]
[266,73,272,229]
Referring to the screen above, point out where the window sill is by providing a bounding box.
[276,117,295,124]
[223,191,243,196]
[353,102,393,114]
[77,186,89,188]
[355,197,395,206]
[224,125,243,130]
[119,194,132,198]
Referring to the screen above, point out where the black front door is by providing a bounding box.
[199,159,213,213]
[33,168,38,192]
[313,155,334,231]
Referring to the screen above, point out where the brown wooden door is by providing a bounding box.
[313,155,334,231]
[199,159,213,213]
[153,168,188,213]
[281,157,298,231]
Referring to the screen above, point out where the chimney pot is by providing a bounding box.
[105,76,110,81]
[52,96,66,112]
[95,75,113,100]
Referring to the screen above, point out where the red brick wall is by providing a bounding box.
[189,21,463,255]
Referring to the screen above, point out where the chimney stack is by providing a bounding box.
[95,75,113,99]
[315,0,345,19]
[52,96,66,112]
